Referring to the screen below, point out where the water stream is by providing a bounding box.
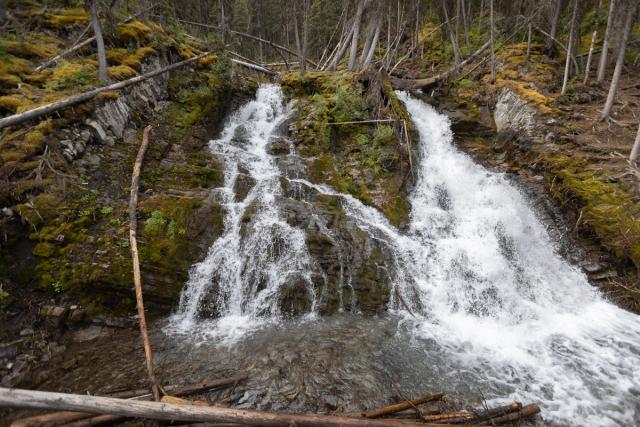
[165,84,640,426]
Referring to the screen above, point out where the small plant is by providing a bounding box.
[100,206,114,215]
[51,281,64,294]
[144,210,167,236]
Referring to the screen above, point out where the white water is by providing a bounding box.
[168,85,640,426]
[168,84,319,342]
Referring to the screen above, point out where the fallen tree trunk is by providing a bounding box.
[176,18,318,68]
[0,51,213,130]
[361,393,445,418]
[12,374,248,427]
[1,388,470,427]
[480,403,540,425]
[230,58,278,75]
[390,39,491,90]
[129,125,161,402]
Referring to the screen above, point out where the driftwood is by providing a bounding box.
[0,51,213,130]
[175,18,318,68]
[361,393,445,418]
[129,125,161,402]
[11,374,248,427]
[0,388,467,427]
[479,404,540,425]
[390,39,491,90]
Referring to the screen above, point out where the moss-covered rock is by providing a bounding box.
[282,71,413,228]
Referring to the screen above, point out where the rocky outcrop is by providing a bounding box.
[494,88,538,142]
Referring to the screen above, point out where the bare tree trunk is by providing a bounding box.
[348,0,367,71]
[597,0,616,85]
[490,0,496,83]
[461,0,471,55]
[526,22,532,60]
[561,0,578,95]
[362,18,381,68]
[293,1,305,76]
[327,26,355,71]
[545,0,562,57]
[442,0,461,65]
[631,122,640,164]
[601,2,637,120]
[359,22,376,66]
[584,0,602,84]
[129,125,162,402]
[0,0,7,25]
[87,0,108,83]
[302,0,309,73]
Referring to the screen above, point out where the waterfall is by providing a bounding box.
[167,85,640,426]
[168,84,320,342]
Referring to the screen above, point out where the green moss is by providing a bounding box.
[33,242,56,258]
[144,210,168,236]
[117,20,152,44]
[543,153,640,268]
[16,193,64,228]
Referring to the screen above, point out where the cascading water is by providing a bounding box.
[169,84,320,342]
[167,85,640,426]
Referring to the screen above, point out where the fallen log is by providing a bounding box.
[361,392,445,418]
[390,40,491,90]
[12,374,248,427]
[175,18,318,68]
[478,403,540,425]
[469,402,522,424]
[0,51,213,130]
[57,414,121,427]
[1,388,473,427]
[230,59,278,75]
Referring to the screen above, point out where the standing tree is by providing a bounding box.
[583,0,602,84]
[86,0,108,83]
[490,0,495,83]
[600,1,637,121]
[561,0,578,95]
[631,122,640,164]
[442,0,461,66]
[0,0,7,25]
[293,0,310,76]
[545,0,563,57]
[597,0,616,85]
[348,0,367,71]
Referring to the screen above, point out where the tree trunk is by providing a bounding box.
[0,52,214,130]
[584,0,602,84]
[490,0,496,83]
[293,1,305,75]
[129,125,162,402]
[326,26,355,71]
[348,0,367,71]
[87,0,109,83]
[461,0,471,55]
[631,122,640,164]
[442,0,461,65]
[359,22,375,66]
[545,0,563,57]
[600,2,637,120]
[0,388,440,427]
[597,0,616,85]
[302,0,309,73]
[561,0,578,95]
[362,19,381,68]
[526,22,532,60]
[390,38,492,90]
[0,0,7,24]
